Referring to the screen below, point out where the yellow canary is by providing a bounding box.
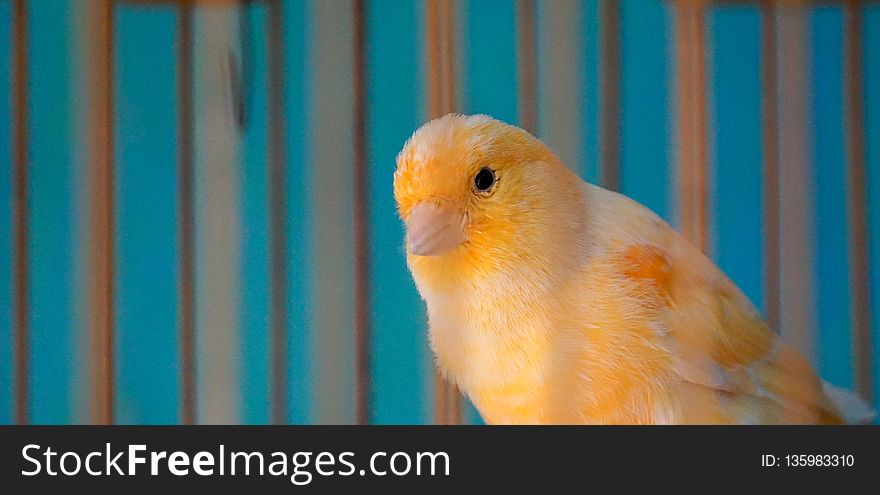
[394,113,874,425]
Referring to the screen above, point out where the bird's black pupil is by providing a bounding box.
[475,168,495,192]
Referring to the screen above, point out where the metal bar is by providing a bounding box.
[267,0,289,425]
[600,0,621,191]
[516,0,537,135]
[196,8,242,424]
[177,0,196,425]
[441,0,461,426]
[776,3,816,360]
[441,0,457,119]
[844,0,873,403]
[426,0,442,117]
[760,0,780,332]
[309,0,356,424]
[425,0,461,424]
[693,5,710,254]
[674,0,709,252]
[444,0,461,426]
[352,0,372,425]
[88,0,117,425]
[536,2,581,174]
[12,0,30,426]
[426,0,445,425]
[675,4,695,245]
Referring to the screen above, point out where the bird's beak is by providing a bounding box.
[406,202,467,256]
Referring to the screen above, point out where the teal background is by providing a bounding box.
[1,0,880,424]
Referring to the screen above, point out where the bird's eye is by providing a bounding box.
[473,167,496,193]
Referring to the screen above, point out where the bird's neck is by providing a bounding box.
[414,172,599,423]
[424,272,562,423]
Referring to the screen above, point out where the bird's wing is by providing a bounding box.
[617,242,844,424]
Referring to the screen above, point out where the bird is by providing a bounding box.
[393,113,875,425]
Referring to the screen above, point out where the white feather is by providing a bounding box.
[821,381,876,424]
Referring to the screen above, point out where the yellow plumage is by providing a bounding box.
[393,114,871,424]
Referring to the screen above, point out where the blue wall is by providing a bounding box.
[368,0,429,425]
[27,0,76,424]
[866,6,880,403]
[620,0,671,220]
[1,0,879,423]
[239,2,270,426]
[283,0,310,425]
[811,6,853,389]
[709,6,764,311]
[0,0,11,426]
[115,4,180,424]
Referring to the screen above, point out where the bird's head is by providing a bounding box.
[394,114,586,294]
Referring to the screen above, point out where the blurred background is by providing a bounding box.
[1,0,879,425]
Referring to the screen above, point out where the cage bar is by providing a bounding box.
[844,0,873,403]
[425,0,462,425]
[760,0,781,332]
[177,0,196,425]
[86,0,117,425]
[516,0,537,135]
[268,0,290,426]
[674,0,710,252]
[776,3,816,360]
[12,0,30,426]
[599,0,621,191]
[352,0,372,425]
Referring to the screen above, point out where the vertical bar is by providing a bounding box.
[776,3,815,361]
[760,0,780,332]
[309,0,356,424]
[426,0,443,118]
[266,2,288,424]
[87,0,116,425]
[426,0,447,424]
[196,8,242,424]
[352,0,371,425]
[268,0,289,424]
[442,0,458,121]
[516,0,537,135]
[536,1,582,174]
[12,0,29,425]
[444,0,461,426]
[426,0,444,425]
[425,0,460,424]
[177,0,196,425]
[674,0,709,253]
[600,0,620,191]
[844,0,873,403]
